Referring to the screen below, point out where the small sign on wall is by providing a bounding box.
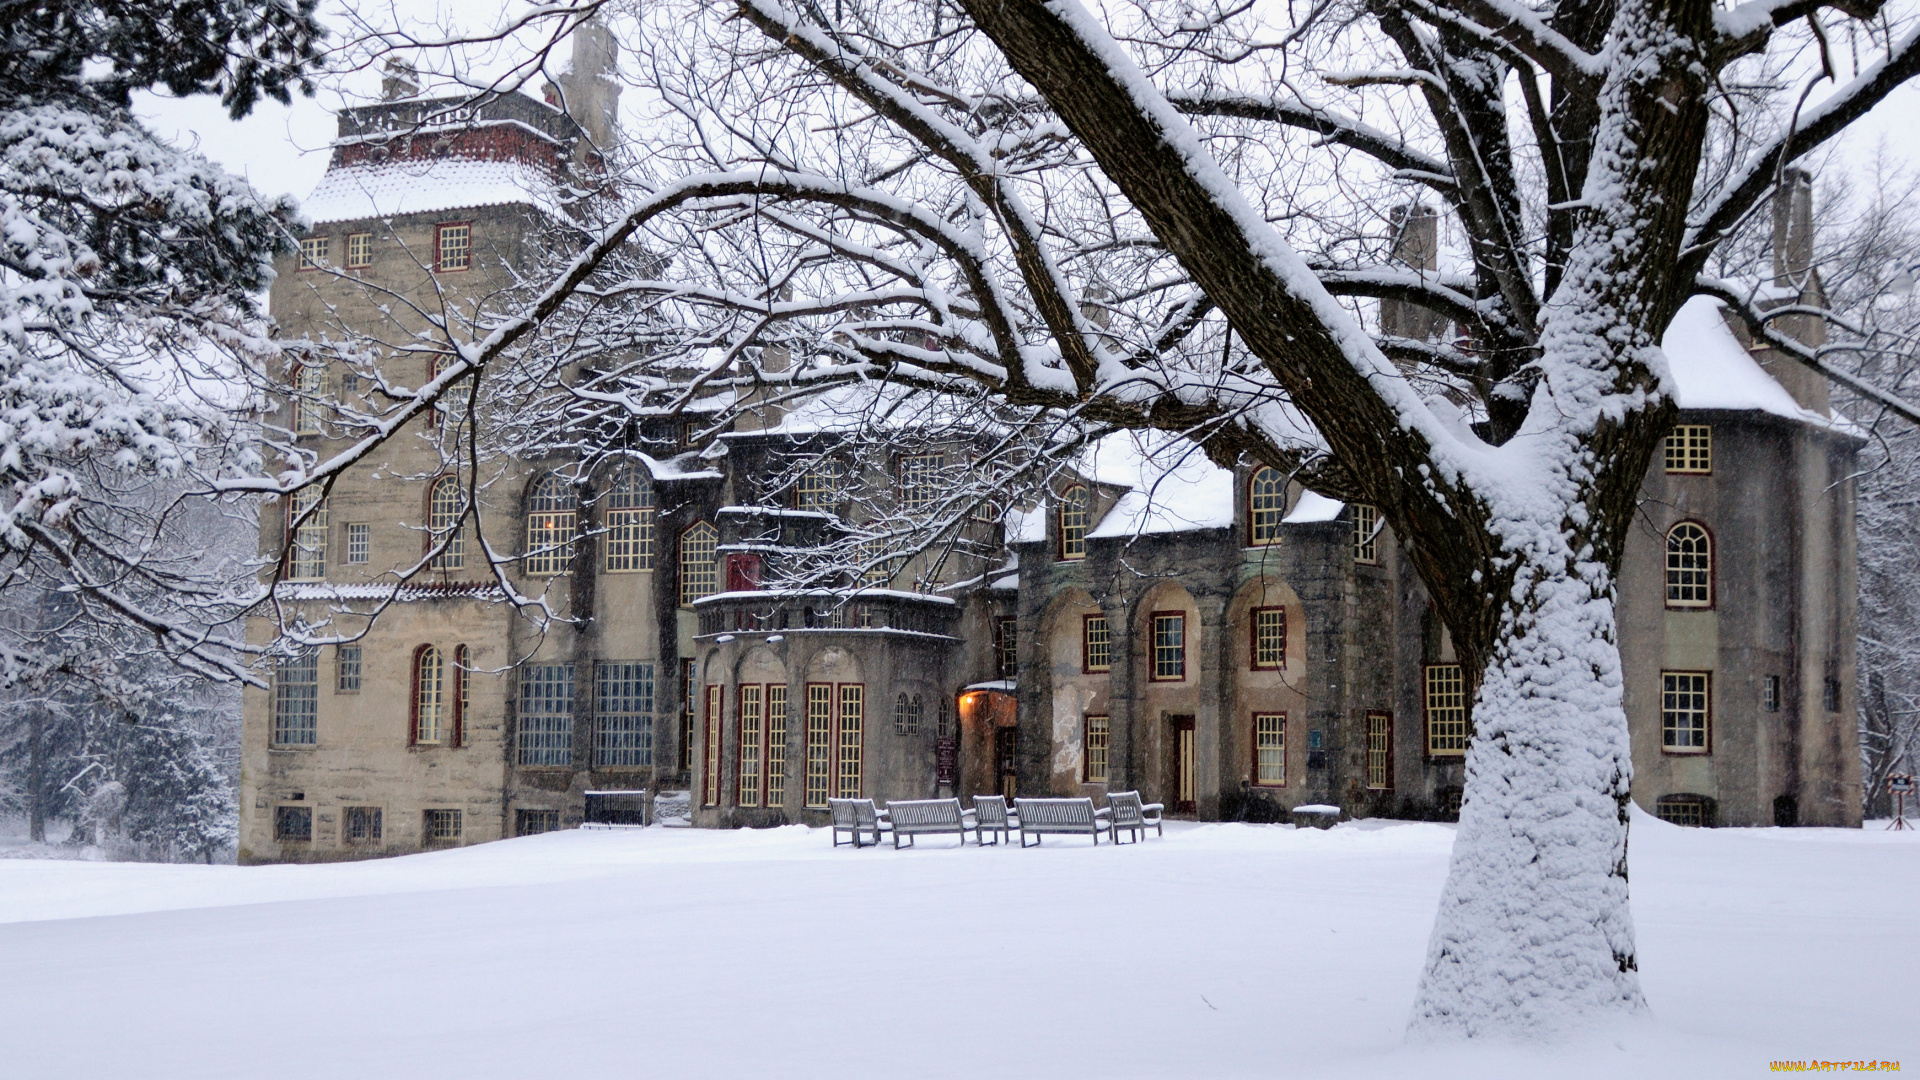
[936,737,957,787]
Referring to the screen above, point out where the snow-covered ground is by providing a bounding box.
[0,809,1913,1079]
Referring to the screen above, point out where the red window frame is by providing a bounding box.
[1250,606,1287,670]
[1148,610,1187,682]
[1082,612,1111,674]
[433,221,472,273]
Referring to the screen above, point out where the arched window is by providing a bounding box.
[286,487,327,581]
[1249,466,1285,546]
[292,362,327,435]
[412,645,447,745]
[452,644,470,749]
[1666,522,1712,607]
[604,467,656,572]
[680,521,718,604]
[524,473,577,575]
[894,692,912,736]
[428,477,464,570]
[1059,484,1090,560]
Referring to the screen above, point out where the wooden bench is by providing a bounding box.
[829,797,890,847]
[885,798,973,848]
[970,795,1017,845]
[1105,790,1164,843]
[1013,797,1111,846]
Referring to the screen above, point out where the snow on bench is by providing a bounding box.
[970,795,1016,845]
[884,798,972,848]
[1014,797,1112,846]
[829,798,890,848]
[1293,804,1341,830]
[1106,790,1164,843]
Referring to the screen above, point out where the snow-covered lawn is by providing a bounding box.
[0,809,1913,1079]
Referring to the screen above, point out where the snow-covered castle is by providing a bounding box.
[239,41,1862,861]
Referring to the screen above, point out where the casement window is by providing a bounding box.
[1661,670,1710,753]
[892,692,922,735]
[1665,522,1712,608]
[434,222,471,272]
[837,684,864,799]
[1424,664,1468,756]
[297,235,328,270]
[286,488,327,580]
[412,645,448,744]
[995,616,1019,679]
[271,649,319,747]
[804,683,833,807]
[765,684,789,806]
[335,645,362,694]
[1664,425,1712,474]
[524,474,577,575]
[1151,612,1187,681]
[1252,713,1287,785]
[678,659,696,772]
[428,476,465,570]
[594,661,654,768]
[518,663,575,766]
[801,682,865,806]
[1248,466,1286,546]
[516,809,560,835]
[1352,503,1380,564]
[899,453,946,511]
[345,232,373,269]
[1655,793,1714,827]
[795,461,843,512]
[1083,614,1111,673]
[292,362,327,435]
[603,468,656,572]
[1365,711,1392,790]
[343,806,382,843]
[679,521,718,604]
[1059,484,1091,560]
[346,523,370,565]
[423,809,463,841]
[1251,606,1286,670]
[1084,714,1110,783]
[738,684,765,807]
[274,805,312,842]
[1823,677,1842,713]
[702,684,723,807]
[1763,674,1781,712]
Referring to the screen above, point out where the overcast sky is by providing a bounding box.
[130,6,1920,223]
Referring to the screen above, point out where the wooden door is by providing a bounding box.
[995,726,1019,800]
[1171,715,1196,814]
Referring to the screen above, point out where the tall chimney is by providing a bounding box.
[1753,166,1829,415]
[556,18,621,150]
[1772,167,1816,291]
[380,58,419,102]
[1379,204,1447,343]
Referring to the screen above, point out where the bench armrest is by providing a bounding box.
[1140,802,1164,814]
[1094,808,1113,820]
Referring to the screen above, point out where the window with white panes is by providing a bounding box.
[1151,612,1186,681]
[1249,466,1285,545]
[1425,664,1468,756]
[524,474,576,575]
[795,461,843,512]
[346,523,369,565]
[272,649,318,746]
[1662,671,1709,753]
[1664,425,1711,474]
[594,661,654,768]
[435,222,470,272]
[679,522,718,604]
[335,645,362,693]
[518,664,575,766]
[1351,503,1380,564]
[286,488,327,580]
[603,468,655,572]
[1253,713,1286,785]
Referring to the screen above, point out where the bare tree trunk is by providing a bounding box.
[27,709,44,843]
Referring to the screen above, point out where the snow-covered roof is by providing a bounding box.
[1660,295,1850,430]
[1284,491,1345,523]
[300,159,566,226]
[1080,431,1236,540]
